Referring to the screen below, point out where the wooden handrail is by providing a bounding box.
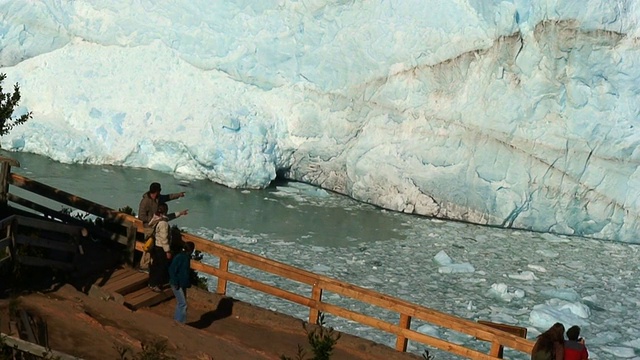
[5,171,534,359]
[9,174,133,225]
[1,333,82,360]
[179,233,534,355]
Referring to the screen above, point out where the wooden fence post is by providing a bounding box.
[477,320,528,359]
[126,223,137,266]
[216,257,229,295]
[0,156,20,206]
[395,313,412,351]
[308,284,323,325]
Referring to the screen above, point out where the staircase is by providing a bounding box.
[94,267,174,310]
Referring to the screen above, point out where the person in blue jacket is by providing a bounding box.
[168,241,195,323]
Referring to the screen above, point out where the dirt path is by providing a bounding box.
[0,284,422,360]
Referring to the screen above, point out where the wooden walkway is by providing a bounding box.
[93,267,173,310]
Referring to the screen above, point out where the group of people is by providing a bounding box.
[532,323,589,360]
[138,182,193,324]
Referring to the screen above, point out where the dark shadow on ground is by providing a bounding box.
[187,297,237,329]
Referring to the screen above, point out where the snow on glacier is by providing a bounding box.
[1,0,640,243]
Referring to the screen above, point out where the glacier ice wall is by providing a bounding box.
[1,0,639,242]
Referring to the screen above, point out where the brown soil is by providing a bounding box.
[0,284,423,360]
[0,236,422,360]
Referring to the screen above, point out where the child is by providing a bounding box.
[168,241,195,323]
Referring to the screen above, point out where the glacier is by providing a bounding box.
[1,0,640,242]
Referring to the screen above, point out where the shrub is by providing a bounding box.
[281,313,341,360]
[0,73,32,138]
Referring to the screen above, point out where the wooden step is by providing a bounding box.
[94,267,134,287]
[101,271,149,295]
[124,286,174,310]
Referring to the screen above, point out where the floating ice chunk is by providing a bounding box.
[507,271,538,280]
[527,264,547,272]
[529,299,591,329]
[535,249,559,258]
[541,233,571,243]
[622,338,640,349]
[590,331,622,345]
[434,250,474,273]
[416,324,441,338]
[434,250,453,265]
[346,257,365,265]
[600,346,637,358]
[489,312,518,324]
[235,236,258,244]
[540,288,581,302]
[444,331,474,345]
[312,264,331,272]
[488,283,525,302]
[438,262,475,274]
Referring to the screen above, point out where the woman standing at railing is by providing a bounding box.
[148,203,172,292]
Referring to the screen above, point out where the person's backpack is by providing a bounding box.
[142,223,158,252]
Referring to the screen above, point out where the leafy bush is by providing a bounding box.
[281,313,341,360]
[118,206,136,216]
[114,339,176,360]
[0,73,32,138]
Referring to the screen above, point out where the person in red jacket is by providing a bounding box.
[563,325,589,360]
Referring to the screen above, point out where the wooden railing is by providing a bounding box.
[0,158,535,359]
[0,216,14,267]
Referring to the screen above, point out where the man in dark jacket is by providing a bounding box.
[168,241,195,323]
[138,182,188,230]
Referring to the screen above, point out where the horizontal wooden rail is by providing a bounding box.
[9,174,135,227]
[6,171,534,359]
[1,333,83,360]
[7,194,129,245]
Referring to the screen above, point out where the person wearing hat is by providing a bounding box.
[138,182,188,231]
[138,182,188,270]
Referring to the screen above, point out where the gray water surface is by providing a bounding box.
[2,150,408,247]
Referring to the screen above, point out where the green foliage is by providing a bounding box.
[0,73,32,137]
[114,339,176,360]
[281,313,341,360]
[422,349,435,360]
[118,206,136,216]
[189,269,208,290]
